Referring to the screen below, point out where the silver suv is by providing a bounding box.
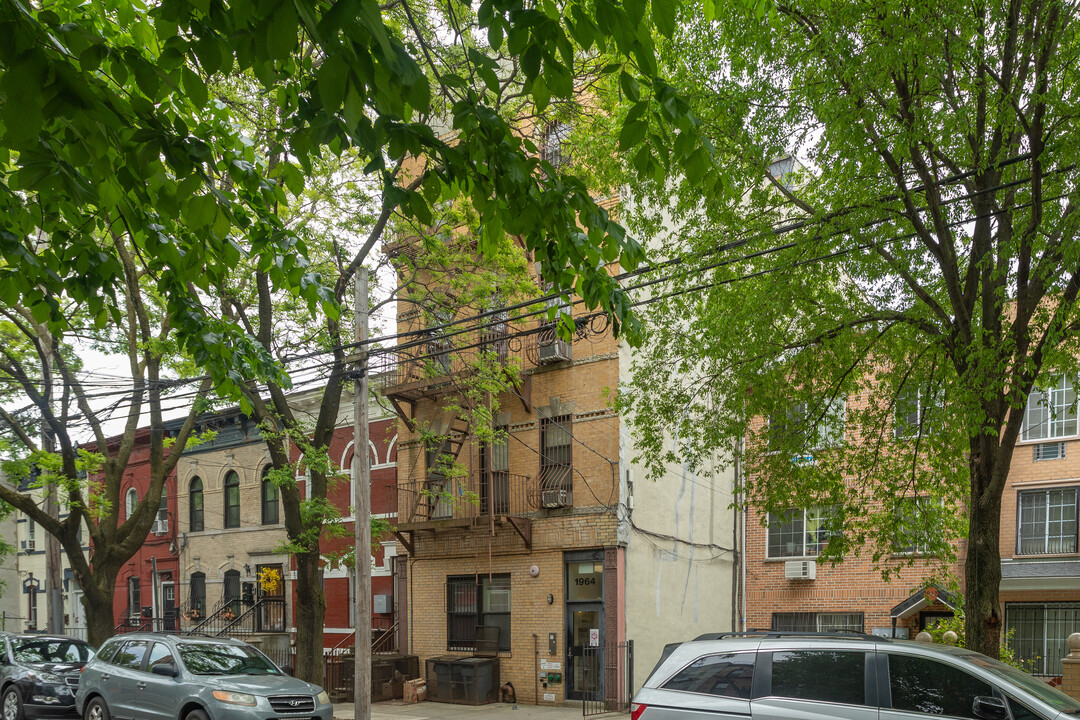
[75,633,332,720]
[632,632,1080,720]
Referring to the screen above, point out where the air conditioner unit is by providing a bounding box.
[785,560,816,580]
[540,488,570,508]
[19,540,26,551]
[25,539,35,552]
[152,519,168,535]
[537,337,571,364]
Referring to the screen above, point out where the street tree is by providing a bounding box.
[0,262,212,645]
[619,0,1080,658]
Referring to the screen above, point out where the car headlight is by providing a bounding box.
[212,691,257,706]
[26,669,64,685]
[317,691,329,705]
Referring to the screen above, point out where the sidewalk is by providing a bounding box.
[333,699,625,720]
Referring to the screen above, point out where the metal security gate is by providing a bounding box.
[583,640,634,716]
[581,646,605,716]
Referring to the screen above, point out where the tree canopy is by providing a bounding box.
[619,0,1080,658]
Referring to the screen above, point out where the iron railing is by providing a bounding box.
[183,597,286,637]
[393,472,531,525]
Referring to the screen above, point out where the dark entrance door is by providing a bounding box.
[565,550,605,701]
[567,603,604,701]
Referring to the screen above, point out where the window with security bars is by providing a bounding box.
[767,507,835,557]
[1023,374,1078,441]
[426,439,454,519]
[479,427,509,515]
[894,496,937,555]
[446,574,511,652]
[1018,488,1078,555]
[771,612,864,633]
[540,415,573,503]
[540,122,571,167]
[1006,603,1080,675]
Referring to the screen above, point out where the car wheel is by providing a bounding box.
[84,697,110,720]
[185,710,209,720]
[2,688,22,720]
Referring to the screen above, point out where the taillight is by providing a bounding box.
[630,703,648,720]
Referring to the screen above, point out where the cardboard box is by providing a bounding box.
[403,678,427,704]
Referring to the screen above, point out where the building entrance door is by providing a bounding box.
[161,581,176,631]
[567,604,604,701]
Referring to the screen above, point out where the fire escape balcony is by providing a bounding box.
[390,471,533,553]
[371,328,531,430]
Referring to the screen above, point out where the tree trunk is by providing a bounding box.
[293,550,326,686]
[964,458,1004,659]
[83,583,118,647]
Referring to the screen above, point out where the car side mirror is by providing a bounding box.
[151,663,180,678]
[972,696,1008,720]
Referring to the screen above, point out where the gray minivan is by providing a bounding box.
[75,633,332,720]
[632,632,1080,720]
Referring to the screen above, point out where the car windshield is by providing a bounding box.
[11,639,94,666]
[966,655,1080,713]
[177,643,281,676]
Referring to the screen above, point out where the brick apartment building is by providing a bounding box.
[745,371,1080,679]
[378,127,736,706]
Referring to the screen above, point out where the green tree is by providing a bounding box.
[0,270,213,645]
[619,0,1080,660]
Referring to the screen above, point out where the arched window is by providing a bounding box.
[223,471,240,528]
[189,477,204,532]
[261,468,278,525]
[125,488,138,520]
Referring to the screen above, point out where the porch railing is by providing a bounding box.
[183,597,286,637]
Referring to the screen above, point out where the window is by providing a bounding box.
[894,384,944,438]
[128,577,141,619]
[446,574,511,652]
[223,471,240,528]
[27,583,37,629]
[425,438,453,520]
[540,121,571,167]
[1023,374,1078,441]
[1006,602,1080,675]
[766,507,835,558]
[887,653,993,718]
[261,468,279,525]
[894,496,937,555]
[1018,488,1078,555]
[26,519,35,551]
[125,487,138,520]
[661,653,755,698]
[189,477,203,532]
[147,642,175,671]
[768,397,845,452]
[771,650,866,705]
[155,491,168,534]
[771,612,863,633]
[540,415,572,504]
[479,427,509,515]
[96,640,122,665]
[1034,442,1066,461]
[189,572,206,614]
[113,640,148,671]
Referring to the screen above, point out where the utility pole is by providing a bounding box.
[353,267,371,720]
[42,333,63,635]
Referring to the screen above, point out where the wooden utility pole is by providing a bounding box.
[42,334,63,634]
[353,267,372,720]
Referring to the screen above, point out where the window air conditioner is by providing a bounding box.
[152,519,169,535]
[537,337,571,364]
[784,560,816,580]
[540,488,570,508]
[25,539,35,552]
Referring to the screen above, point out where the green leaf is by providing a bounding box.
[317,54,349,110]
[619,70,640,102]
[182,66,208,108]
[618,118,648,151]
[652,0,677,37]
[625,0,646,26]
[532,75,550,112]
[267,1,298,60]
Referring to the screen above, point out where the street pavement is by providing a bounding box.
[333,699,625,720]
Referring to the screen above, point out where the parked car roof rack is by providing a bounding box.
[692,630,891,642]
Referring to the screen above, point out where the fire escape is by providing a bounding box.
[373,317,534,555]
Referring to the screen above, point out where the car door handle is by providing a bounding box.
[137,682,146,689]
[100,674,110,680]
